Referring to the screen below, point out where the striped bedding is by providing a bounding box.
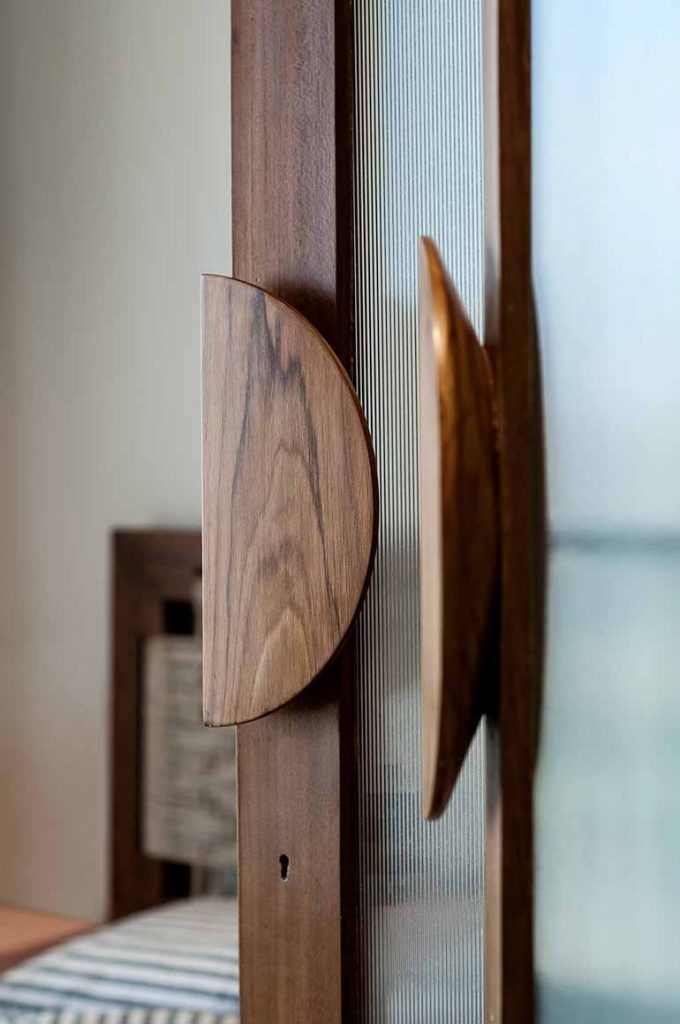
[0,898,238,1024]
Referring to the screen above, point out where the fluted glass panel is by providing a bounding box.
[353,2,485,1021]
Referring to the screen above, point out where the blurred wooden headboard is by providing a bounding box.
[110,529,201,920]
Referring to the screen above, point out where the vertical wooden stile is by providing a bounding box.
[484,1,543,1021]
[226,2,355,1022]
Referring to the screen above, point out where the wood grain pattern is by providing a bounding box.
[237,681,344,1021]
[230,1,357,1021]
[483,0,544,1020]
[418,237,498,821]
[202,276,376,726]
[231,0,342,349]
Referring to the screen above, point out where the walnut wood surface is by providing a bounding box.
[419,238,498,821]
[230,2,357,1021]
[202,276,376,726]
[483,1,544,1021]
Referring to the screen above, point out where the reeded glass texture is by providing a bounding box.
[534,3,680,1021]
[353,2,485,1021]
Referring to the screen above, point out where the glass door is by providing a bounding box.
[533,3,680,1021]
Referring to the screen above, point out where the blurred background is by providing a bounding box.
[0,0,231,924]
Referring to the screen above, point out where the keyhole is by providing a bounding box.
[279,854,289,881]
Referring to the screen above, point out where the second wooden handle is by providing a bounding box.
[419,238,498,820]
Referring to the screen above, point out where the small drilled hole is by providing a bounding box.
[279,854,289,881]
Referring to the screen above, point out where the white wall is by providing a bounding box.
[0,0,231,921]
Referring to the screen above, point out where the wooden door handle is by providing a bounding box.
[202,276,378,726]
[419,238,498,820]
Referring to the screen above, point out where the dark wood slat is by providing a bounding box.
[231,2,355,1021]
[484,0,543,1020]
[232,0,344,353]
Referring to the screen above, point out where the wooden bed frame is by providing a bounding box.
[110,529,202,920]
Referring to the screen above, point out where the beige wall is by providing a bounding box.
[0,0,231,921]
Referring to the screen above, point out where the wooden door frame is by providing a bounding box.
[231,2,356,1022]
[230,1,538,1022]
[484,2,541,1023]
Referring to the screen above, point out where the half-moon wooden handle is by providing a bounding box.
[419,238,498,820]
[202,276,378,726]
